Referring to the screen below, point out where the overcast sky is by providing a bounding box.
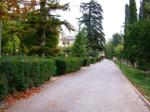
[59,0,140,40]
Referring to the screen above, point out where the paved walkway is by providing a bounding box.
[6,59,150,112]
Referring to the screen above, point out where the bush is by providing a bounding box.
[96,57,100,62]
[0,56,100,100]
[0,75,8,100]
[0,57,56,100]
[137,59,150,71]
[90,58,97,64]
[55,57,83,75]
[82,58,90,66]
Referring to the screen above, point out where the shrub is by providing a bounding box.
[82,58,90,66]
[96,57,102,62]
[0,56,100,100]
[90,58,97,64]
[0,57,56,100]
[137,59,150,71]
[0,75,8,100]
[55,57,83,75]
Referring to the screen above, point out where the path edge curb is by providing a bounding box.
[125,76,150,107]
[118,67,150,108]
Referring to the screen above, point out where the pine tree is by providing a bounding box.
[22,0,74,55]
[80,0,105,52]
[72,30,87,57]
[129,0,138,24]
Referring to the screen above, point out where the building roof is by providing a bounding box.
[60,36,76,41]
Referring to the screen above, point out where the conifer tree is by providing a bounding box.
[129,0,138,24]
[80,0,105,52]
[72,30,87,57]
[124,4,129,33]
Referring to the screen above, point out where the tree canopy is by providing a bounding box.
[72,29,87,57]
[1,0,74,56]
[79,0,105,52]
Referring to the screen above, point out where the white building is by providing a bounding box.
[58,35,76,47]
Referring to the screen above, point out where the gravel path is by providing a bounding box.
[5,59,150,112]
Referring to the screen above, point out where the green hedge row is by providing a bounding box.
[82,58,91,66]
[82,57,101,66]
[55,58,83,75]
[0,56,101,100]
[0,58,56,100]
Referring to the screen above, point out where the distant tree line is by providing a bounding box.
[124,0,150,70]
[105,33,123,59]
[105,0,150,71]
[0,0,106,58]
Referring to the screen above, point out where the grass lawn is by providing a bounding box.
[116,61,150,102]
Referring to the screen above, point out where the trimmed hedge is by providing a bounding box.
[0,56,100,100]
[82,58,90,66]
[0,58,56,100]
[90,58,97,64]
[0,75,8,100]
[55,57,83,75]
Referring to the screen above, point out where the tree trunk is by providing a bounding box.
[0,20,2,58]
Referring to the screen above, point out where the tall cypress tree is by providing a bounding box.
[80,0,105,52]
[124,4,129,33]
[139,0,145,20]
[143,0,150,19]
[124,0,138,66]
[129,0,138,24]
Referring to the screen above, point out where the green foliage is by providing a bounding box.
[2,21,23,54]
[0,57,56,100]
[55,57,83,75]
[0,74,8,100]
[116,61,150,101]
[105,41,115,59]
[124,0,150,70]
[1,0,74,56]
[28,46,61,56]
[82,57,100,66]
[129,0,138,24]
[0,55,100,100]
[125,4,129,33]
[139,0,144,20]
[72,31,87,57]
[137,59,150,71]
[0,1,8,20]
[105,33,123,59]
[80,0,105,51]
[114,45,123,58]
[90,57,97,64]
[111,33,123,46]
[140,0,150,20]
[82,58,90,66]
[124,20,150,70]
